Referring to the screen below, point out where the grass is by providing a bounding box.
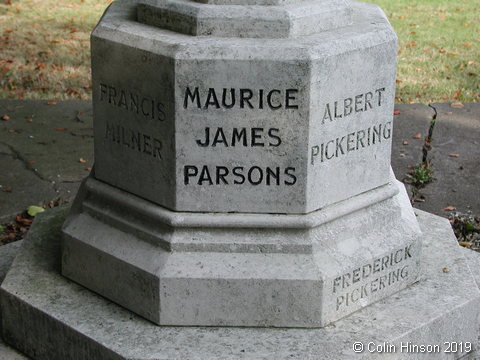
[0,0,479,103]
[369,0,480,103]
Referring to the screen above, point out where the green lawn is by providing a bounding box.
[0,0,478,103]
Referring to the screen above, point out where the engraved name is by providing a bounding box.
[333,245,413,311]
[322,88,386,124]
[184,165,297,186]
[310,121,392,165]
[183,87,299,110]
[104,122,163,160]
[99,83,166,121]
[196,127,281,147]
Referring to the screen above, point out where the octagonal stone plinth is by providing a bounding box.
[92,0,397,214]
[61,171,421,327]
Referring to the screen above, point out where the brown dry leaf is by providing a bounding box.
[422,85,429,89]
[447,51,459,56]
[15,214,32,226]
[453,90,462,100]
[55,127,67,131]
[459,242,471,247]
[403,140,409,145]
[393,109,401,115]
[35,62,46,70]
[468,60,475,65]
[451,102,464,108]
[443,206,456,211]
[46,100,57,105]
[448,153,460,158]
[395,79,402,84]
[84,167,92,171]
[1,114,10,121]
[463,42,473,48]
[413,133,422,139]
[26,118,33,123]
[2,187,13,193]
[442,267,450,273]
[407,41,417,48]
[79,158,87,163]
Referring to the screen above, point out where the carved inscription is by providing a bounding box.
[105,122,163,160]
[310,122,392,165]
[99,83,166,121]
[333,245,413,311]
[183,87,299,110]
[184,165,297,186]
[322,88,385,123]
[183,86,298,187]
[99,83,165,160]
[195,127,281,147]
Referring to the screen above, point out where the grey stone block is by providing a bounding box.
[62,170,422,327]
[92,0,397,214]
[1,208,478,359]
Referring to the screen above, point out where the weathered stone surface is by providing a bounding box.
[137,0,353,38]
[62,170,421,327]
[1,208,478,359]
[0,99,93,222]
[92,0,397,214]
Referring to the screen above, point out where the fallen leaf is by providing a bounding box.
[443,206,456,211]
[445,111,453,115]
[84,167,92,171]
[459,242,471,247]
[27,205,45,217]
[2,187,13,192]
[79,158,87,163]
[15,214,32,226]
[1,114,10,121]
[46,100,57,105]
[26,118,33,123]
[448,153,460,158]
[451,102,464,109]
[403,140,409,145]
[413,133,422,139]
[442,267,450,273]
[55,127,67,131]
[393,109,401,115]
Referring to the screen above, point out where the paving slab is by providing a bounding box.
[0,100,94,222]
[419,103,480,216]
[0,241,28,360]
[391,102,480,217]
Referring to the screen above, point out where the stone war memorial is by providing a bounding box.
[1,0,480,358]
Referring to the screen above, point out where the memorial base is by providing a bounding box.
[61,172,422,327]
[1,207,479,359]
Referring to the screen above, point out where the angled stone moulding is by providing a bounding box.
[136,0,353,38]
[62,169,422,327]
